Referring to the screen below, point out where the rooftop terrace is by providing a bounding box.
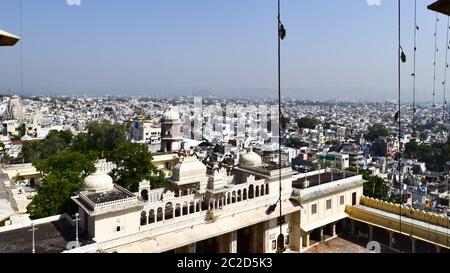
[292,170,356,189]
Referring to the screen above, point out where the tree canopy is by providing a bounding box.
[365,124,389,141]
[110,142,166,192]
[403,137,450,172]
[25,121,163,219]
[27,174,82,219]
[295,117,319,129]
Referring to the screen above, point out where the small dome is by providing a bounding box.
[172,156,206,181]
[83,171,113,193]
[239,149,262,167]
[163,105,180,121]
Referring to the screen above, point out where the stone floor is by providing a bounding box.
[302,237,372,253]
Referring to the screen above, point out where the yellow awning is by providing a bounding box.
[0,29,20,46]
[428,0,450,16]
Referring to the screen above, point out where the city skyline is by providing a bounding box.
[0,0,448,102]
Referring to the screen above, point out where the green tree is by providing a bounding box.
[87,121,127,154]
[289,138,308,148]
[365,124,389,141]
[363,176,390,201]
[110,143,165,192]
[296,117,319,129]
[27,151,95,219]
[18,123,26,138]
[404,139,419,158]
[26,174,81,219]
[18,130,73,163]
[34,151,96,182]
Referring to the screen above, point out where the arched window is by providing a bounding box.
[141,189,148,201]
[255,186,260,197]
[165,203,174,219]
[148,209,155,224]
[227,192,231,204]
[116,226,121,232]
[189,201,195,214]
[157,207,163,222]
[260,185,265,196]
[140,211,147,226]
[182,202,188,215]
[266,185,269,195]
[175,203,181,217]
[249,185,254,199]
[243,189,247,200]
[232,191,236,203]
[237,190,242,202]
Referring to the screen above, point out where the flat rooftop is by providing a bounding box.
[85,187,134,204]
[0,217,92,253]
[292,171,356,189]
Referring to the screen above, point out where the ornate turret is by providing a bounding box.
[160,105,183,152]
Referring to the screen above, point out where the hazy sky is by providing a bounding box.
[0,0,447,102]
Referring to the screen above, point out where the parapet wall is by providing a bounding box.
[360,196,450,229]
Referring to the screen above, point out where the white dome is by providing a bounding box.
[83,171,114,193]
[239,150,262,167]
[172,156,206,181]
[163,105,180,121]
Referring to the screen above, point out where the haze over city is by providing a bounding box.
[0,0,448,102]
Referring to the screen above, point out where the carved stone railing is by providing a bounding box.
[360,196,450,229]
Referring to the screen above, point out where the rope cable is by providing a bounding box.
[412,0,417,134]
[276,0,286,253]
[397,0,404,253]
[433,13,439,124]
[442,16,449,123]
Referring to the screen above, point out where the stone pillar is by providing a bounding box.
[369,225,373,242]
[306,232,310,248]
[332,223,337,237]
[389,231,394,248]
[411,237,416,253]
[436,245,441,253]
[299,234,303,252]
[320,228,324,242]
[188,243,196,253]
[230,231,237,253]
[251,224,259,253]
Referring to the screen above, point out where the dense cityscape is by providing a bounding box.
[0,0,449,258]
[0,93,448,253]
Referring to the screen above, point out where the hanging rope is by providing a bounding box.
[432,13,439,124]
[412,0,418,135]
[397,0,404,253]
[19,0,23,94]
[443,16,449,123]
[276,0,286,253]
